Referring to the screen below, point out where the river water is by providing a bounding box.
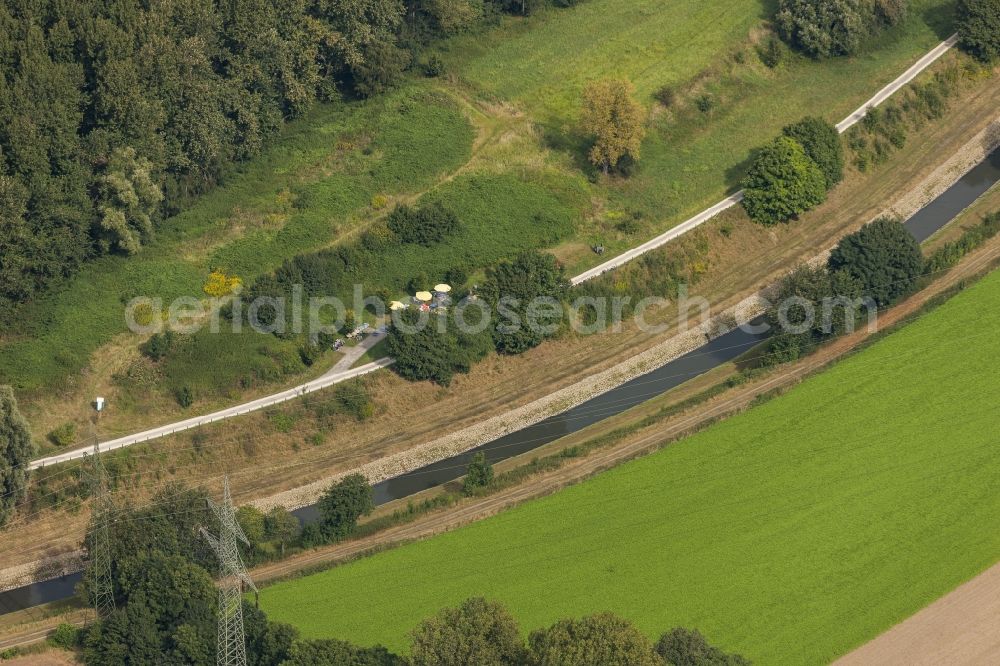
[3,146,998,616]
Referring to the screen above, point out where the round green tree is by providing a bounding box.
[828,217,923,306]
[318,473,374,540]
[410,597,526,666]
[528,612,661,666]
[741,136,827,226]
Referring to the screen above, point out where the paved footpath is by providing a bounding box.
[29,35,959,470]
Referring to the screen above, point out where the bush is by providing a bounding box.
[481,252,569,355]
[47,422,77,447]
[351,39,411,98]
[386,308,492,386]
[49,623,81,650]
[654,85,676,108]
[696,94,715,113]
[957,0,1000,62]
[424,54,446,77]
[387,202,461,246]
[655,627,751,666]
[741,136,827,225]
[462,452,494,494]
[175,385,194,408]
[828,217,923,306]
[782,116,844,188]
[924,211,1000,274]
[445,265,469,286]
[758,35,785,67]
[140,330,175,361]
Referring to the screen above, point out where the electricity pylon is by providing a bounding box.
[201,476,257,666]
[87,436,116,620]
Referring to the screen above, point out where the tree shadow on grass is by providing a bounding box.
[540,123,601,181]
[921,2,958,40]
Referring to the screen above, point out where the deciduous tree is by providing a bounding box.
[741,136,827,226]
[957,0,1000,62]
[410,597,527,666]
[528,612,661,666]
[318,473,374,540]
[581,79,646,174]
[827,216,923,306]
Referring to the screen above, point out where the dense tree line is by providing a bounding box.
[0,0,575,322]
[71,481,749,666]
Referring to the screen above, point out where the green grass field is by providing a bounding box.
[261,267,1000,664]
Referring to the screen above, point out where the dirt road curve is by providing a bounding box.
[834,560,1000,665]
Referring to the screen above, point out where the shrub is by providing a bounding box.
[387,202,461,246]
[140,330,175,361]
[386,309,492,386]
[763,265,866,363]
[696,94,715,113]
[463,452,495,494]
[49,623,81,650]
[957,0,1000,62]
[759,35,785,67]
[175,385,194,408]
[655,627,751,666]
[654,85,676,108]
[351,39,411,98]
[445,265,469,286]
[828,217,923,306]
[480,252,569,355]
[47,423,76,447]
[298,343,322,367]
[782,116,844,188]
[741,136,827,225]
[203,270,242,297]
[424,54,445,77]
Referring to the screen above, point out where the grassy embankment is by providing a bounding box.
[261,264,1000,665]
[0,0,955,422]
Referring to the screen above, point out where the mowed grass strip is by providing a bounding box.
[261,268,1000,665]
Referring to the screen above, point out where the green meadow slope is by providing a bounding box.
[262,266,1000,664]
[0,0,956,405]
